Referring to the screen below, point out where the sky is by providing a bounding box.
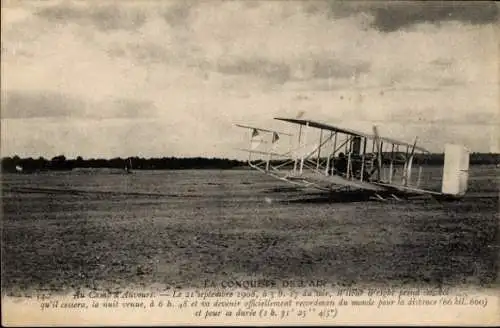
[1,0,499,159]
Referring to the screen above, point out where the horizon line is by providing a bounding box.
[2,152,500,161]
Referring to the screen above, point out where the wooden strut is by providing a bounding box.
[293,124,302,174]
[360,136,367,182]
[317,129,323,169]
[325,131,334,175]
[299,122,309,175]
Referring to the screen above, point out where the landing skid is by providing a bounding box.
[370,193,387,202]
[369,192,409,202]
[390,194,403,201]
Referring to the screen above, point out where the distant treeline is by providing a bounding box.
[1,155,246,173]
[1,153,499,173]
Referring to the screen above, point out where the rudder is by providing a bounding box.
[441,144,470,197]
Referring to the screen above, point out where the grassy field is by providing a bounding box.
[1,166,498,294]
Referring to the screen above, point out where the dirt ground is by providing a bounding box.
[1,166,498,294]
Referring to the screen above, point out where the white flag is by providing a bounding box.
[272,132,279,143]
[251,129,263,149]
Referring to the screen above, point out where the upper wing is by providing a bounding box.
[274,117,430,153]
[274,117,367,138]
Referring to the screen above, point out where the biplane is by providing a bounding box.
[236,118,470,201]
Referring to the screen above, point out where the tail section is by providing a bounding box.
[441,144,470,197]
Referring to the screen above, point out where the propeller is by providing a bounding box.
[372,125,382,181]
[408,137,418,158]
[403,137,418,186]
